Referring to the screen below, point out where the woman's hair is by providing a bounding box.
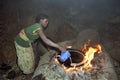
[35,13,48,23]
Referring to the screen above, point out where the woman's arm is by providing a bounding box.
[37,29,66,52]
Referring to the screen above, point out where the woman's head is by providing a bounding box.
[35,13,49,28]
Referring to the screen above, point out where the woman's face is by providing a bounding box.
[40,19,48,28]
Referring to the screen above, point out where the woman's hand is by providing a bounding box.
[58,46,66,52]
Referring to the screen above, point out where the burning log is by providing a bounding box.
[32,29,118,80]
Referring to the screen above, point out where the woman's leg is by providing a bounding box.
[14,42,35,74]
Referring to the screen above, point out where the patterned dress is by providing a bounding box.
[14,23,42,74]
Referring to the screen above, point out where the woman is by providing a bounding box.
[14,13,66,74]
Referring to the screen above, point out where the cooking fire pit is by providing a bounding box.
[57,49,84,68]
[32,29,118,80]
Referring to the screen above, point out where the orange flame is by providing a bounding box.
[82,44,102,69]
[55,43,102,72]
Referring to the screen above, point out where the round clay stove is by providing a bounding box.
[57,49,85,68]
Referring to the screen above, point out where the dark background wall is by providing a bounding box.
[1,0,120,69]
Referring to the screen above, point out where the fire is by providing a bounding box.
[82,44,102,69]
[55,43,102,72]
[66,45,72,49]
